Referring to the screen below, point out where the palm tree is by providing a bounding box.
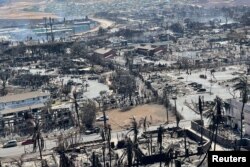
[85,83,89,91]
[107,125,112,167]
[157,125,164,167]
[164,98,170,124]
[206,96,223,150]
[23,111,35,136]
[197,97,222,167]
[125,117,142,167]
[80,99,97,129]
[176,113,181,128]
[128,117,140,144]
[163,86,172,124]
[0,70,10,96]
[59,152,74,167]
[57,133,75,167]
[140,116,150,132]
[32,120,44,165]
[100,90,109,137]
[198,96,203,144]
[92,152,96,167]
[72,90,80,127]
[232,76,249,149]
[126,138,133,167]
[102,102,108,137]
[213,97,222,151]
[149,134,153,155]
[42,100,53,131]
[102,145,106,167]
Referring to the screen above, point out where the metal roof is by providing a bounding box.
[0,91,50,103]
[0,103,45,115]
[94,48,112,55]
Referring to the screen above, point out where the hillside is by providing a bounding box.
[195,0,250,7]
[0,0,249,20]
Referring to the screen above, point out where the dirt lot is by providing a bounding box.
[0,0,116,19]
[0,0,58,19]
[97,104,176,131]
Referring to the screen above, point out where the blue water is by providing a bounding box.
[0,0,7,5]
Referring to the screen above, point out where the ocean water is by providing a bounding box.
[0,0,6,4]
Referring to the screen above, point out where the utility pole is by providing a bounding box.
[49,17,54,42]
[102,100,108,138]
[158,125,163,167]
[172,96,178,127]
[210,76,212,95]
[108,126,112,167]
[163,87,169,124]
[44,17,48,42]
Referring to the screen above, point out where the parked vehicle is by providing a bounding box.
[199,74,207,79]
[196,84,202,89]
[85,127,100,135]
[96,115,109,121]
[21,139,34,145]
[188,82,197,86]
[3,140,17,148]
[88,75,99,80]
[110,98,116,104]
[197,88,206,92]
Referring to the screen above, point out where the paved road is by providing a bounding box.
[0,120,191,158]
[0,139,57,159]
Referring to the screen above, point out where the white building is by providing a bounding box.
[0,91,50,118]
[225,98,250,136]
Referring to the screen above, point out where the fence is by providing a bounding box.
[191,120,235,148]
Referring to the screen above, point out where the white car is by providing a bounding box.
[96,116,109,121]
[3,140,17,148]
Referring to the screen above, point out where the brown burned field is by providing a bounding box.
[96,104,176,131]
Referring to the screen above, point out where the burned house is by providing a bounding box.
[135,44,164,56]
[225,98,250,137]
[94,48,117,59]
[0,91,50,135]
[0,91,50,118]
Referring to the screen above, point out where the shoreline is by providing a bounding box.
[73,16,115,37]
[0,16,115,41]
